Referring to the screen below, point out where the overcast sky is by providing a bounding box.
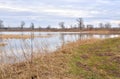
[0,0,120,28]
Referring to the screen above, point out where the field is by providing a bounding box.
[0,37,120,79]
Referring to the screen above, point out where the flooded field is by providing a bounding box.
[0,32,120,64]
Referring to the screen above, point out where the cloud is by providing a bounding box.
[0,1,100,18]
[111,20,120,24]
[0,2,32,12]
[0,0,120,27]
[60,0,81,3]
[96,0,111,4]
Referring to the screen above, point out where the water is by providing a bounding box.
[0,32,120,64]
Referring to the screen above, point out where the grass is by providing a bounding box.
[0,34,53,39]
[0,37,120,79]
[69,38,120,79]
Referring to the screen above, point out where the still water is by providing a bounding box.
[0,32,119,64]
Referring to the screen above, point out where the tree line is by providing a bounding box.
[58,18,120,30]
[0,18,120,31]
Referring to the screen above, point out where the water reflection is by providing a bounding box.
[0,32,119,64]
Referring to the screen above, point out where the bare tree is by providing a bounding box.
[105,23,111,29]
[0,20,4,29]
[77,18,84,30]
[118,24,120,29]
[30,22,34,63]
[30,22,34,30]
[70,25,73,29]
[73,24,77,29]
[59,22,65,29]
[20,21,25,35]
[99,23,104,29]
[21,21,25,29]
[86,24,93,30]
[46,25,51,29]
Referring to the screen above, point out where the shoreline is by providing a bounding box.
[0,30,120,35]
[0,37,120,79]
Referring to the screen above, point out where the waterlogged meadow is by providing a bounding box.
[0,32,120,64]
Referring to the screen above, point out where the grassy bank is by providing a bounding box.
[69,38,120,79]
[0,38,120,79]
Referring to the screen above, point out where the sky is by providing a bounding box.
[0,0,120,28]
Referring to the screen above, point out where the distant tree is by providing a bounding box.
[73,24,77,29]
[30,23,34,30]
[118,24,120,29]
[21,21,25,29]
[76,18,84,30]
[70,25,73,29]
[39,26,42,30]
[59,22,65,29]
[99,23,104,29]
[0,20,4,29]
[86,24,94,30]
[46,25,51,29]
[105,23,111,29]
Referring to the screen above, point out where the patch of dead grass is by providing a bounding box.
[0,34,53,39]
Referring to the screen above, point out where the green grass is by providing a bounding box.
[69,38,120,79]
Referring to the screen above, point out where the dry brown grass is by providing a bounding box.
[0,42,7,46]
[0,38,99,79]
[0,34,53,39]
